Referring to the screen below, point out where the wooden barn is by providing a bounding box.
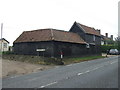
[69,21,101,55]
[13,22,101,58]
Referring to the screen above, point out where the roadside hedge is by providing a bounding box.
[101,45,119,53]
[2,51,13,55]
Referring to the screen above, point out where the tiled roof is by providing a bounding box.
[14,29,86,44]
[101,35,112,41]
[0,38,9,43]
[77,23,101,36]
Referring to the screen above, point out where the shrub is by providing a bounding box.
[2,51,13,55]
[101,45,119,53]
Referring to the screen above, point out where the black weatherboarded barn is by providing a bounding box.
[13,22,101,58]
[69,21,101,55]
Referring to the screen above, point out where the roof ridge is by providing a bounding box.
[79,23,95,30]
[76,22,100,36]
[23,28,77,34]
[0,38,9,43]
[24,29,50,32]
[48,29,69,33]
[22,28,66,33]
[76,23,86,33]
[75,21,96,30]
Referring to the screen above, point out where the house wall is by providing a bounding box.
[13,41,54,57]
[85,34,94,44]
[101,41,104,45]
[69,23,101,56]
[85,34,101,54]
[69,22,86,41]
[85,34,101,45]
[69,23,101,45]
[53,41,101,58]
[0,40,9,52]
[95,35,101,45]
[13,41,101,58]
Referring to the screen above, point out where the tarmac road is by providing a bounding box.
[2,56,118,88]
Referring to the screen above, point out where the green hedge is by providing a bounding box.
[101,45,119,53]
[2,51,13,55]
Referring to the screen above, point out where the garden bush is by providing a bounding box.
[101,45,119,53]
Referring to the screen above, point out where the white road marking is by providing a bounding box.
[40,81,57,88]
[77,65,105,76]
[77,70,90,76]
[77,73,83,76]
[28,78,39,82]
[77,60,118,76]
[110,61,117,64]
[85,70,90,73]
[92,67,99,70]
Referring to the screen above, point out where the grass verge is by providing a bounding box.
[62,56,106,65]
[2,54,106,65]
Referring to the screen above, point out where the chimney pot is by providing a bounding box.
[105,33,108,38]
[111,35,113,40]
[96,29,101,34]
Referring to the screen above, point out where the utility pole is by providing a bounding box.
[1,23,3,52]
[1,23,3,39]
[0,23,3,90]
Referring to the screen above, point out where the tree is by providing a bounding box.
[115,36,120,50]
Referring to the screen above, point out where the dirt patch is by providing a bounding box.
[2,54,64,65]
[1,59,55,78]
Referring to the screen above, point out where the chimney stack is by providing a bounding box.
[96,29,101,34]
[105,33,108,38]
[111,35,113,40]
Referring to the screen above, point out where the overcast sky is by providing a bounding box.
[0,0,119,45]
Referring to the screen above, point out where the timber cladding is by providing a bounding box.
[13,21,102,57]
[13,41,101,58]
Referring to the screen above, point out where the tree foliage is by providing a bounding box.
[101,36,120,53]
[115,36,120,50]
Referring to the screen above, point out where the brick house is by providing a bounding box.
[101,33,114,45]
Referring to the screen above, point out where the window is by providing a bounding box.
[93,35,95,41]
[4,43,7,48]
